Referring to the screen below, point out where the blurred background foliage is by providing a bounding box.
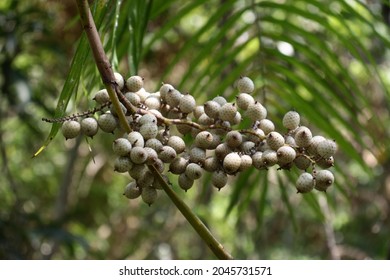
[1,0,390,259]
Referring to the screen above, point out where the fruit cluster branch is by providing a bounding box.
[74,0,233,260]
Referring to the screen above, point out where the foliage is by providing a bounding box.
[1,0,390,259]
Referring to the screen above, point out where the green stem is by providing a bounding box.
[75,0,131,133]
[75,0,233,260]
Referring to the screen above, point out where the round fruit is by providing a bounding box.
[223,152,241,174]
[167,136,186,154]
[294,126,313,148]
[179,93,196,114]
[282,111,300,130]
[277,145,296,165]
[185,163,203,180]
[61,120,81,140]
[246,101,267,121]
[236,76,255,93]
[141,186,158,206]
[314,170,334,192]
[126,75,144,92]
[80,117,99,137]
[296,172,314,193]
[211,171,228,190]
[98,113,117,133]
[267,132,285,151]
[317,139,337,158]
[112,138,132,156]
[123,182,141,199]
[178,173,194,191]
[93,89,110,104]
[236,93,254,110]
[130,147,148,164]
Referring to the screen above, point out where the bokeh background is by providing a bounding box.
[1,0,390,259]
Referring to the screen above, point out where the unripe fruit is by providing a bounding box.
[123,182,141,199]
[143,147,159,165]
[128,164,147,180]
[262,149,278,167]
[247,128,265,144]
[238,154,253,171]
[307,135,326,155]
[112,138,132,156]
[114,72,125,90]
[137,170,154,188]
[236,76,255,93]
[213,96,227,106]
[267,132,285,151]
[139,123,158,140]
[203,156,220,172]
[130,147,148,164]
[126,75,144,92]
[128,131,145,147]
[252,151,264,169]
[189,147,206,164]
[277,145,296,165]
[144,95,161,110]
[98,113,117,133]
[293,154,312,170]
[80,117,99,137]
[178,173,194,191]
[296,172,314,193]
[124,91,141,106]
[314,170,334,192]
[179,93,196,114]
[236,93,255,110]
[135,88,150,102]
[215,143,232,161]
[159,83,174,102]
[167,136,186,154]
[169,157,188,175]
[204,100,220,119]
[158,146,177,163]
[246,101,267,121]
[223,152,241,174]
[110,102,127,117]
[240,140,256,154]
[152,158,165,173]
[114,156,133,173]
[212,170,228,190]
[258,119,275,135]
[317,156,334,169]
[194,105,205,119]
[165,88,182,107]
[138,113,157,126]
[93,89,110,104]
[141,186,158,206]
[225,131,243,148]
[317,139,337,158]
[195,131,214,149]
[282,111,300,130]
[145,138,163,151]
[185,163,203,180]
[294,126,313,148]
[197,113,214,125]
[219,103,237,122]
[285,135,296,147]
[61,120,81,140]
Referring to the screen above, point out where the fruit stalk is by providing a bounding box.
[75,0,131,133]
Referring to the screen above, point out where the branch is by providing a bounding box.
[75,0,233,260]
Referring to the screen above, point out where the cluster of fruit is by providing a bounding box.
[58,73,336,205]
